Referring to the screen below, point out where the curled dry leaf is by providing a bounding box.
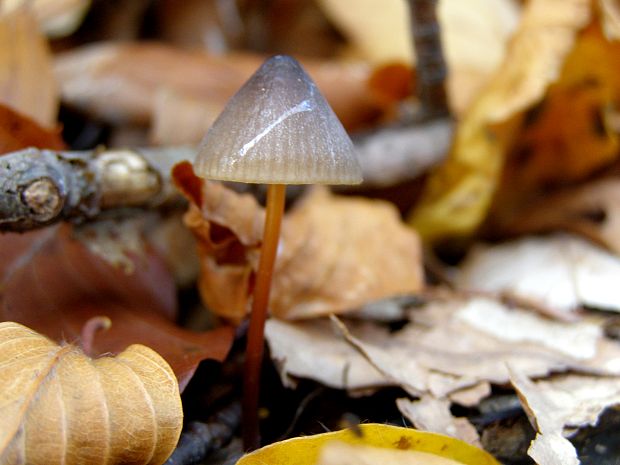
[0,224,233,390]
[54,43,380,138]
[0,8,58,128]
[0,321,182,465]
[266,296,620,399]
[509,369,620,465]
[409,0,594,240]
[457,234,620,314]
[173,162,423,323]
[236,423,500,465]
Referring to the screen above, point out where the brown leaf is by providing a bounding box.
[0,321,182,465]
[0,104,65,154]
[54,43,379,139]
[0,224,233,390]
[173,162,423,323]
[496,177,620,255]
[0,8,58,128]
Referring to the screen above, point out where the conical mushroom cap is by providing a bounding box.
[194,55,362,185]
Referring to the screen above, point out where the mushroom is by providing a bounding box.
[193,55,362,449]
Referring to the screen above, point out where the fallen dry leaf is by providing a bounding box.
[0,8,58,128]
[266,296,620,399]
[457,234,620,314]
[54,43,381,138]
[511,370,620,465]
[496,177,620,255]
[0,224,233,390]
[509,369,620,465]
[396,396,481,446]
[0,321,182,465]
[236,423,500,465]
[409,0,593,240]
[174,162,423,323]
[0,104,65,154]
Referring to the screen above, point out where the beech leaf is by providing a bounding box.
[174,162,423,323]
[0,224,234,390]
[0,321,183,465]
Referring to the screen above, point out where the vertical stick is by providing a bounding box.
[243,183,286,450]
[409,0,449,118]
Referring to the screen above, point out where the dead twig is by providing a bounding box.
[0,146,192,231]
[0,117,451,232]
[408,0,449,119]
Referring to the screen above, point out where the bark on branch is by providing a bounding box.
[0,146,193,232]
[0,119,451,232]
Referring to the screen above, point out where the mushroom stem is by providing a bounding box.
[243,183,286,450]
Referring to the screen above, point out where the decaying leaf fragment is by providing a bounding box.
[0,321,183,465]
[510,370,620,465]
[412,0,620,238]
[457,234,620,314]
[396,397,481,446]
[174,162,423,323]
[236,423,500,465]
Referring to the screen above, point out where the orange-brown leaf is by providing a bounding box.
[0,321,182,465]
[174,162,423,323]
[0,104,65,154]
[0,224,233,390]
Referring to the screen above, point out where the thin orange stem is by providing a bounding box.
[243,183,286,450]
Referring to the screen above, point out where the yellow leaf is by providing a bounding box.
[236,424,500,465]
[409,0,592,240]
[0,321,183,465]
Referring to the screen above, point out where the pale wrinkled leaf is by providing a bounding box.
[266,296,620,399]
[0,321,183,465]
[458,234,620,314]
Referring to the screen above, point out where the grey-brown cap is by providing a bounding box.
[194,55,362,185]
